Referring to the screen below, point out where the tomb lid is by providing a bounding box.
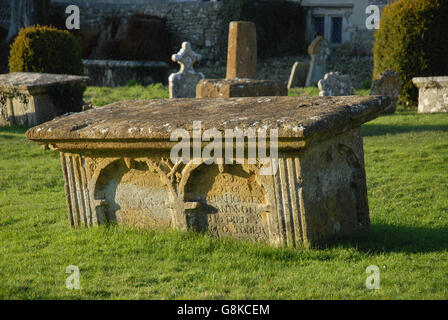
[412,76,448,88]
[26,96,389,143]
[0,72,89,91]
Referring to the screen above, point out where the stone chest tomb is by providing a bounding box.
[26,96,390,248]
[412,77,448,113]
[0,72,88,127]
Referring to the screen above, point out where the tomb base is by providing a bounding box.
[196,79,287,98]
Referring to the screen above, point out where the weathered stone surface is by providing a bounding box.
[196,79,287,98]
[287,61,309,89]
[226,21,257,80]
[0,72,89,127]
[169,42,205,99]
[83,59,169,87]
[306,37,330,87]
[370,70,401,114]
[412,77,448,113]
[318,72,354,97]
[26,95,390,248]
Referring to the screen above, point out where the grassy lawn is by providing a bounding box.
[0,85,447,299]
[84,83,168,106]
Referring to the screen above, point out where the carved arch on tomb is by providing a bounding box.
[90,157,180,228]
[179,160,279,244]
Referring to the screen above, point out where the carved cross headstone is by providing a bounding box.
[226,21,257,80]
[318,72,354,96]
[305,36,330,87]
[169,42,204,98]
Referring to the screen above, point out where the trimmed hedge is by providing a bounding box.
[9,25,83,75]
[373,0,448,104]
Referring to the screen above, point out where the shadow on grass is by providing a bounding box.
[362,124,448,137]
[332,223,448,254]
[0,125,29,135]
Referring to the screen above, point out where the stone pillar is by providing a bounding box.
[196,21,287,98]
[226,21,257,80]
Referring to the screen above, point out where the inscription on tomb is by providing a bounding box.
[184,165,270,242]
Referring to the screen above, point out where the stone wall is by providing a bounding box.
[50,0,225,62]
[1,0,225,61]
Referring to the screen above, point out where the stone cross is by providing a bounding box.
[318,72,354,96]
[226,21,257,79]
[169,42,204,98]
[305,36,330,87]
[370,70,401,114]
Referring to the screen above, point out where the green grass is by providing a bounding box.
[84,83,168,106]
[84,84,368,107]
[289,87,370,97]
[0,86,447,299]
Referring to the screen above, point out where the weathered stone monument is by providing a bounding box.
[169,42,205,99]
[318,72,354,97]
[196,21,287,98]
[0,72,88,127]
[226,21,257,79]
[370,70,401,114]
[287,62,309,90]
[26,95,390,248]
[305,37,330,87]
[412,77,448,113]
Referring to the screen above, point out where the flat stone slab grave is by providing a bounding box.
[0,72,89,127]
[26,95,390,248]
[412,76,448,113]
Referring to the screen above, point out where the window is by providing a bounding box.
[313,16,325,38]
[331,17,343,43]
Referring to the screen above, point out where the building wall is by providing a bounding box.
[298,0,393,51]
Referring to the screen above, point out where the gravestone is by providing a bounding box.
[412,77,448,113]
[287,62,309,89]
[370,71,401,114]
[0,72,88,127]
[226,21,257,79]
[318,72,354,96]
[169,42,205,98]
[305,37,330,87]
[26,95,391,248]
[196,21,287,98]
